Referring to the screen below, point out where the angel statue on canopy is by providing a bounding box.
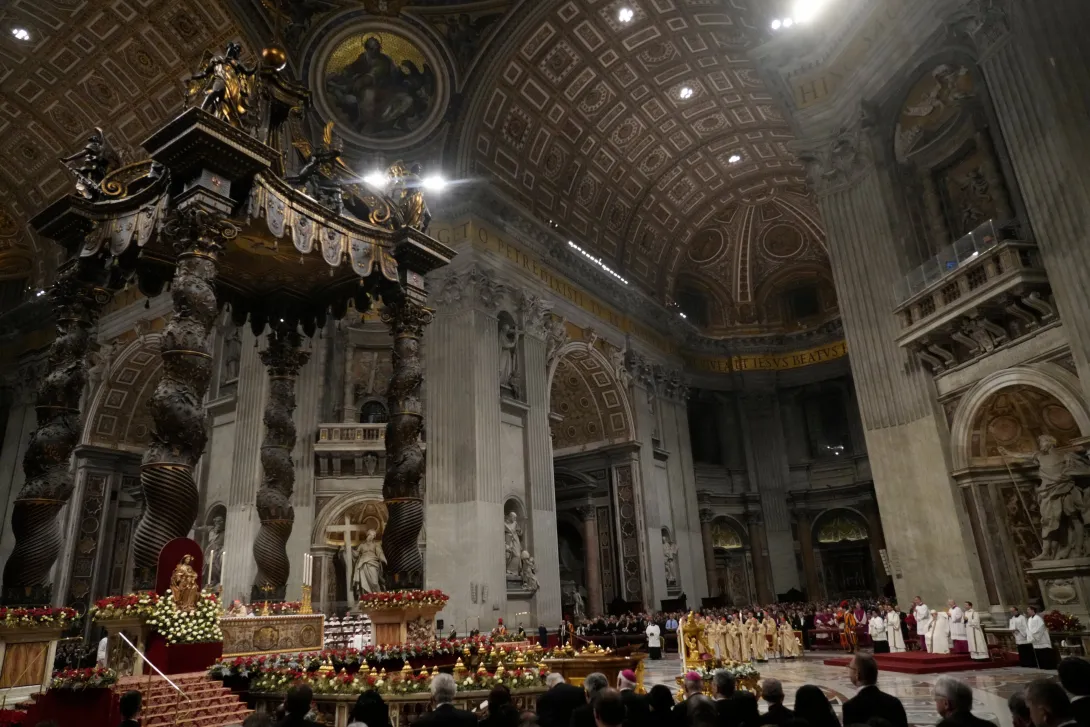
[184,41,257,129]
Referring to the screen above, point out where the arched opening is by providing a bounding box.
[312,496,389,613]
[812,509,872,599]
[709,517,751,607]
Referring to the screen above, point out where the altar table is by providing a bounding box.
[221,614,325,657]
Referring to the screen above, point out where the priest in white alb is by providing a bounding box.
[965,601,987,661]
[948,599,968,655]
[912,596,932,652]
[885,604,906,653]
[868,609,889,653]
[928,608,950,654]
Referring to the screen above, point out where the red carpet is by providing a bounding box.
[823,651,1019,674]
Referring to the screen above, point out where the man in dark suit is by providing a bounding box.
[1058,657,1090,727]
[758,679,793,727]
[537,673,586,727]
[843,654,908,727]
[710,669,737,727]
[570,672,609,727]
[119,689,142,727]
[594,690,626,727]
[1026,678,1080,727]
[934,676,998,727]
[414,673,477,727]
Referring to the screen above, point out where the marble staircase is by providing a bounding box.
[117,672,250,727]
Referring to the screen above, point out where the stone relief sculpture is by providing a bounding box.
[363,452,379,476]
[519,550,539,593]
[504,511,522,575]
[1000,435,1090,559]
[351,529,386,596]
[544,315,569,367]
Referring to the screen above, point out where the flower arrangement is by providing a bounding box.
[50,666,118,690]
[358,589,449,610]
[0,607,78,629]
[267,601,301,615]
[89,593,160,621]
[147,589,223,645]
[1042,610,1082,632]
[248,666,548,696]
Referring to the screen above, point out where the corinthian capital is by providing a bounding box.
[517,291,552,338]
[791,122,873,197]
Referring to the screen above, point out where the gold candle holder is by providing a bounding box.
[300,584,313,614]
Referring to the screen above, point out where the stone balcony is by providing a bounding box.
[894,227,1054,375]
[314,423,385,477]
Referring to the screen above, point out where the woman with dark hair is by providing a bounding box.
[348,690,390,727]
[793,685,841,727]
[732,690,761,727]
[481,684,520,727]
[647,684,675,717]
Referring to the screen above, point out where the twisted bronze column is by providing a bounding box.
[133,208,234,580]
[2,262,109,600]
[380,298,432,589]
[253,325,309,598]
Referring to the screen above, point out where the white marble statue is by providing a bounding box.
[504,512,522,575]
[662,533,679,587]
[205,515,225,585]
[571,587,585,621]
[499,318,520,394]
[519,550,539,593]
[1001,435,1090,559]
[352,529,386,597]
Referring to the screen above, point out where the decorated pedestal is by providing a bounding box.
[221,614,325,657]
[368,606,441,646]
[96,617,151,677]
[542,649,646,690]
[0,625,65,695]
[1027,556,1090,624]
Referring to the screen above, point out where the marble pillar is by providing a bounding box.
[699,510,718,598]
[795,509,822,600]
[964,1,1090,401]
[746,512,774,604]
[576,505,602,618]
[222,327,268,604]
[286,336,321,601]
[796,125,988,607]
[737,391,798,594]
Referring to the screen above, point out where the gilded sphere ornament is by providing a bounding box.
[262,46,288,71]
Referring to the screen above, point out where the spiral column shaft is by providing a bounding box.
[380,299,432,590]
[133,208,231,583]
[253,326,309,599]
[2,262,108,601]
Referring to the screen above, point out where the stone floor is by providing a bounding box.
[641,653,1055,727]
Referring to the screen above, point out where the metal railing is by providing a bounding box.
[118,632,190,726]
[897,219,1018,303]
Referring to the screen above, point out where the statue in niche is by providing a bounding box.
[504,511,522,575]
[571,587,586,621]
[363,453,379,476]
[519,550,539,593]
[499,317,522,399]
[351,529,386,596]
[222,325,241,383]
[205,516,225,586]
[1000,435,1090,559]
[662,531,679,587]
[955,167,992,232]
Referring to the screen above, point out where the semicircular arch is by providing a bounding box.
[546,340,635,452]
[82,334,162,452]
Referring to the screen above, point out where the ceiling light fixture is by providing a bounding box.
[567,240,628,285]
[422,175,447,191]
[728,154,742,163]
[679,86,694,100]
[782,17,794,27]
[11,27,30,41]
[618,7,634,23]
[35,289,46,297]
[770,19,782,30]
[362,171,385,187]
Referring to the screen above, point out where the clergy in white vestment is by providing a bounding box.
[1009,606,1033,667]
[928,609,950,654]
[1026,606,1056,669]
[885,605,906,653]
[964,601,988,661]
[912,596,932,651]
[948,599,968,654]
[869,611,889,654]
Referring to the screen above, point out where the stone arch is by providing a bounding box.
[312,491,389,547]
[83,334,162,452]
[949,364,1090,470]
[546,341,635,453]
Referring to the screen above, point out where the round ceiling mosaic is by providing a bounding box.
[313,22,450,149]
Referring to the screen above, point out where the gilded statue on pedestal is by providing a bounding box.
[170,555,200,611]
[184,41,256,129]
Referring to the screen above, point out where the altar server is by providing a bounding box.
[869,610,889,654]
[1009,606,1033,667]
[1027,605,1056,669]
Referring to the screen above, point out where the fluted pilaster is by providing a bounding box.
[253,326,309,598]
[2,262,108,601]
[381,298,432,589]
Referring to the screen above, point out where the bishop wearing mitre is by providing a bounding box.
[948,599,968,654]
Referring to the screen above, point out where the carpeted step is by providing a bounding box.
[824,651,1019,674]
[116,672,250,727]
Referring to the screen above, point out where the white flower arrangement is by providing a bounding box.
[147,589,223,645]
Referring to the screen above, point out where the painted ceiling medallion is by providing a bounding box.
[314,22,449,149]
